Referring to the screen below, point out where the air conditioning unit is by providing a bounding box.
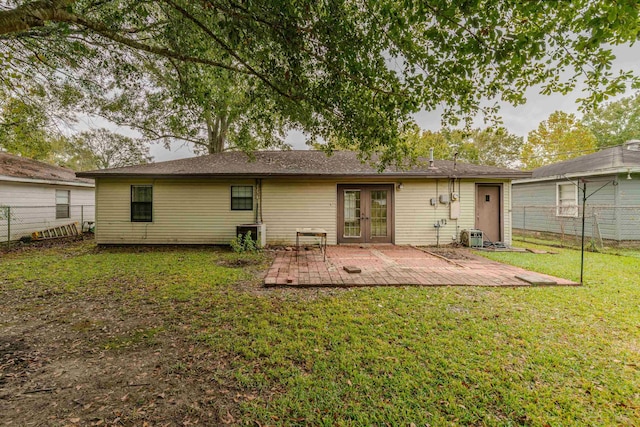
[236,223,267,247]
[460,229,483,248]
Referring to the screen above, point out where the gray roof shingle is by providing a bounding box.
[76,151,530,179]
[531,141,640,179]
[0,152,94,185]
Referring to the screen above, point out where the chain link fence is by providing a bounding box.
[0,205,95,243]
[512,205,640,249]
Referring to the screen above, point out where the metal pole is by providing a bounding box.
[81,205,84,232]
[523,206,526,241]
[580,180,587,285]
[6,206,10,244]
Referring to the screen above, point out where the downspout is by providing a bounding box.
[257,178,263,224]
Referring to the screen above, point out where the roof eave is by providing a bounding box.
[513,167,640,184]
[0,174,95,187]
[78,172,529,180]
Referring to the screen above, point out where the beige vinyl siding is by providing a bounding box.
[504,182,512,244]
[261,180,337,245]
[394,180,438,245]
[95,178,255,244]
[94,176,513,246]
[395,178,511,245]
[394,179,473,245]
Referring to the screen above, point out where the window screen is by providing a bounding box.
[56,190,70,219]
[231,186,253,211]
[557,183,577,217]
[131,185,153,222]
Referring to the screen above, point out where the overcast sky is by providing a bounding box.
[78,44,640,162]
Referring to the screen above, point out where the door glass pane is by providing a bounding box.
[343,190,361,237]
[370,190,387,237]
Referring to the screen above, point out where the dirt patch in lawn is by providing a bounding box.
[421,246,476,260]
[0,291,240,426]
[0,234,94,255]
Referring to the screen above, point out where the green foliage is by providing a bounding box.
[1,1,639,165]
[0,89,151,170]
[521,111,599,170]
[95,57,291,155]
[583,92,640,148]
[0,94,55,160]
[230,231,258,254]
[63,128,153,170]
[405,126,524,168]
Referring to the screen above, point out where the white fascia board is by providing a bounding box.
[0,175,95,188]
[512,167,640,185]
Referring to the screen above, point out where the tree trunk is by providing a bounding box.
[204,109,228,154]
[0,0,76,35]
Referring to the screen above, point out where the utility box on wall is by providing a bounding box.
[450,200,460,219]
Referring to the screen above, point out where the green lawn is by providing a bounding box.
[1,241,639,426]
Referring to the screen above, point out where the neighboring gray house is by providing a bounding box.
[0,152,95,241]
[512,141,640,243]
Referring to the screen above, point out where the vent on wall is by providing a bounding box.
[625,140,640,151]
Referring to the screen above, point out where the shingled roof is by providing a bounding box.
[76,150,530,179]
[0,152,94,185]
[530,141,640,179]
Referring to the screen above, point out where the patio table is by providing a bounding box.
[296,228,328,261]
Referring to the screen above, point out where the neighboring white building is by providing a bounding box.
[0,152,95,241]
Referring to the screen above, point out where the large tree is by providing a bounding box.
[61,128,153,170]
[0,93,52,159]
[95,55,290,155]
[521,111,598,170]
[582,92,640,148]
[1,0,639,165]
[406,126,523,168]
[0,90,77,161]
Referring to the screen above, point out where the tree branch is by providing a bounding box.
[0,0,76,35]
[0,0,252,76]
[161,0,302,101]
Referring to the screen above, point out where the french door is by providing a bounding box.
[337,184,393,244]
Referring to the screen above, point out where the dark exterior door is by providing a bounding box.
[337,185,393,244]
[476,184,502,243]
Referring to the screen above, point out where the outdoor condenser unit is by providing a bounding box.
[460,229,483,248]
[236,223,267,247]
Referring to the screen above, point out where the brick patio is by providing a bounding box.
[264,245,579,287]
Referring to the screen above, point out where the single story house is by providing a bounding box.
[0,152,95,241]
[512,140,640,242]
[76,151,530,246]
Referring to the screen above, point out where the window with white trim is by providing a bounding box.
[556,183,578,217]
[56,190,70,219]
